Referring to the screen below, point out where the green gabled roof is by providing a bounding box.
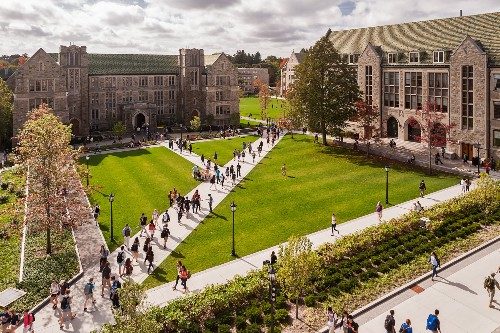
[88,54,179,75]
[329,11,500,65]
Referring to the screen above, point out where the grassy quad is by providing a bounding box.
[143,134,459,288]
[240,96,288,121]
[87,147,198,250]
[191,135,260,166]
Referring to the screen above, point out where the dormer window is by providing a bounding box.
[409,52,420,63]
[388,53,397,64]
[348,54,359,64]
[433,51,445,63]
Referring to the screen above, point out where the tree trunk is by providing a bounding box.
[321,120,327,146]
[295,297,299,319]
[46,227,52,254]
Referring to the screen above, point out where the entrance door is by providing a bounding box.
[408,122,421,142]
[461,143,474,160]
[135,113,146,130]
[387,117,398,138]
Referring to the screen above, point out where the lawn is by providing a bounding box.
[191,135,259,166]
[86,147,198,250]
[143,134,459,288]
[240,118,263,128]
[240,96,288,121]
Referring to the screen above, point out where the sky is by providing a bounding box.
[0,0,499,58]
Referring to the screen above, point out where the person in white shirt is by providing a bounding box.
[429,252,440,281]
[327,306,337,333]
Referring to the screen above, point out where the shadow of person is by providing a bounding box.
[438,277,477,295]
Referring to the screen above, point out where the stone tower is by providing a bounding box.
[179,48,206,124]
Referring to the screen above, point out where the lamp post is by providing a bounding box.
[473,143,481,174]
[180,123,183,141]
[85,155,90,187]
[109,193,115,242]
[230,201,237,256]
[384,166,390,204]
[268,266,276,333]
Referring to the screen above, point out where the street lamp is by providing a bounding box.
[180,123,184,141]
[384,166,390,204]
[85,155,90,187]
[109,193,115,242]
[230,201,237,256]
[268,266,276,333]
[473,143,481,174]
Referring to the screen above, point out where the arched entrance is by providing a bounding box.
[135,113,146,130]
[430,122,446,147]
[387,117,398,138]
[192,109,199,117]
[407,119,421,142]
[70,118,80,136]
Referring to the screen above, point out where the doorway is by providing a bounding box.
[461,143,474,160]
[135,113,146,130]
[407,121,421,142]
[387,117,398,138]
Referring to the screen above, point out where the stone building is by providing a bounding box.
[237,68,270,95]
[280,51,306,96]
[7,45,239,137]
[282,12,500,159]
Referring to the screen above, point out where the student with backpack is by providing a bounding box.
[122,224,131,250]
[419,180,427,197]
[83,278,96,312]
[384,309,396,333]
[162,210,170,225]
[22,309,35,333]
[146,248,155,274]
[59,289,76,329]
[346,315,359,333]
[148,220,156,238]
[117,246,125,276]
[99,244,109,272]
[484,272,500,307]
[131,237,139,263]
[399,319,413,333]
[110,276,122,308]
[179,265,190,292]
[161,225,170,249]
[426,309,441,333]
[101,261,112,297]
[139,213,147,237]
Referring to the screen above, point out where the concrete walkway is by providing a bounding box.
[146,182,469,307]
[360,244,500,333]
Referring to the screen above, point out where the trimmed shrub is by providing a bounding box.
[245,306,263,324]
[274,308,290,324]
[217,324,231,333]
[304,295,316,307]
[235,316,248,330]
[243,323,262,333]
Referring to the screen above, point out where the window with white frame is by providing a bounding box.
[409,52,420,63]
[388,53,397,64]
[433,51,445,63]
[348,54,359,64]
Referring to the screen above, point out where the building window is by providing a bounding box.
[409,52,420,63]
[38,62,45,71]
[68,68,81,91]
[365,66,373,105]
[404,72,422,110]
[105,92,116,109]
[90,77,98,89]
[191,69,199,86]
[494,74,500,90]
[91,109,99,120]
[29,98,54,110]
[168,105,175,114]
[91,93,99,105]
[154,91,164,115]
[433,51,445,63]
[139,77,148,87]
[461,66,474,130]
[215,105,230,115]
[493,101,500,119]
[494,130,500,147]
[123,77,132,87]
[29,79,52,92]
[428,73,449,112]
[154,76,164,86]
[68,52,80,66]
[216,76,230,86]
[387,53,397,64]
[104,77,116,88]
[138,91,148,102]
[168,90,175,100]
[348,54,359,64]
[122,91,132,103]
[168,76,175,86]
[216,91,223,101]
[383,72,399,107]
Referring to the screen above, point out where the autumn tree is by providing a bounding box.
[277,235,320,319]
[0,78,13,150]
[16,105,87,254]
[112,121,126,141]
[190,115,201,133]
[408,101,455,174]
[288,30,361,145]
[253,78,270,120]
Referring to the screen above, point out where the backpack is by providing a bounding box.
[426,314,438,330]
[123,227,130,237]
[484,276,495,290]
[84,282,93,295]
[384,315,393,330]
[117,251,124,263]
[161,229,167,238]
[61,296,69,310]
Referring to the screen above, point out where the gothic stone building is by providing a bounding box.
[283,12,500,160]
[237,68,270,95]
[7,45,239,137]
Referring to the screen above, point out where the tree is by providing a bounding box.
[112,121,126,141]
[288,30,361,145]
[277,235,320,319]
[408,101,455,174]
[352,100,379,155]
[253,79,270,120]
[229,112,240,128]
[16,105,86,254]
[0,78,13,150]
[190,115,201,133]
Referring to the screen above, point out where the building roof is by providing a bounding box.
[294,52,306,63]
[88,54,179,75]
[0,67,16,81]
[204,53,222,66]
[329,11,500,65]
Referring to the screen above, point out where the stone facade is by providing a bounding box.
[237,68,269,95]
[280,51,305,96]
[8,45,240,138]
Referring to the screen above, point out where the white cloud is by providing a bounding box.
[0,0,498,57]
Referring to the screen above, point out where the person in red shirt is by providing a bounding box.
[22,310,34,333]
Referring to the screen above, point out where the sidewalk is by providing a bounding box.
[359,243,500,333]
[145,182,469,307]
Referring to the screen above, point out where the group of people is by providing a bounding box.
[0,308,34,333]
[460,177,472,193]
[325,309,359,333]
[380,308,442,333]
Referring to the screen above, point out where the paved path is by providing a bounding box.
[146,182,470,307]
[360,244,500,333]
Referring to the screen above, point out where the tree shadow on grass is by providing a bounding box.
[149,265,171,284]
[204,212,228,221]
[170,250,185,259]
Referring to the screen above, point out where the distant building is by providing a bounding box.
[7,45,239,138]
[280,51,306,96]
[237,68,270,95]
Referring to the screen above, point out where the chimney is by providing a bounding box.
[460,10,462,17]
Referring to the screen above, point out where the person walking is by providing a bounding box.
[22,309,34,333]
[375,201,383,222]
[252,152,256,163]
[143,237,152,258]
[429,251,440,281]
[101,261,111,297]
[270,251,277,265]
[201,154,205,164]
[221,174,225,188]
[331,212,340,235]
[59,289,76,329]
[207,193,213,213]
[484,272,500,307]
[146,248,155,274]
[162,209,170,225]
[117,245,126,276]
[131,237,140,263]
[384,309,396,333]
[83,278,96,312]
[139,213,147,237]
[231,171,236,185]
[161,224,170,249]
[425,309,441,333]
[210,174,216,190]
[122,223,131,250]
[465,178,471,192]
[326,306,337,333]
[172,260,183,290]
[99,244,109,272]
[93,204,100,226]
[214,151,218,161]
[188,143,192,154]
[413,201,423,213]
[110,276,122,308]
[50,279,60,309]
[148,219,156,238]
[179,265,190,292]
[124,258,133,276]
[419,180,427,198]
[177,206,183,224]
[236,163,241,177]
[399,319,413,333]
[281,163,287,177]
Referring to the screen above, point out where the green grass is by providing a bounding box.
[87,147,198,250]
[240,97,288,120]
[191,135,259,166]
[240,118,263,128]
[143,135,459,288]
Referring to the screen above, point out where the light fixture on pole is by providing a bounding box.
[384,166,390,204]
[230,201,237,256]
[473,143,481,174]
[85,155,90,187]
[109,193,115,242]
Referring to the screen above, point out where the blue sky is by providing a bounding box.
[0,0,499,57]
